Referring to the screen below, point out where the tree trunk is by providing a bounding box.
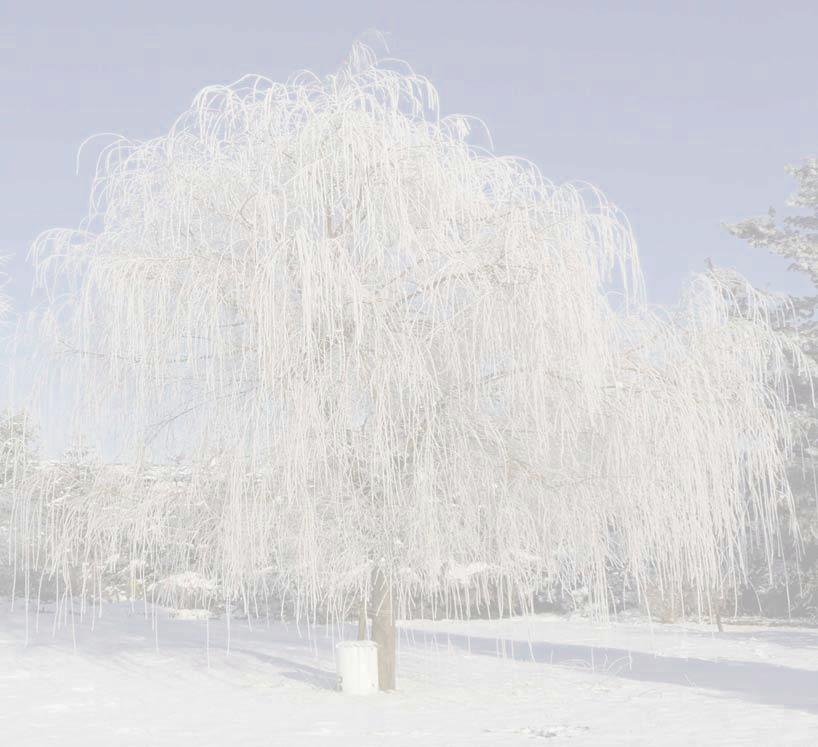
[709,588,724,633]
[371,567,396,691]
[357,595,368,641]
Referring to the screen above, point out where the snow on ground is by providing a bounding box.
[2,602,818,746]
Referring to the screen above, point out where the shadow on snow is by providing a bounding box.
[404,628,818,714]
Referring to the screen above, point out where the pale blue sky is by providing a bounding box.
[2,0,817,320]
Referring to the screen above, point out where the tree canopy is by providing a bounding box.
[14,45,808,623]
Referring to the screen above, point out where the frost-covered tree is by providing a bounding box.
[729,158,818,351]
[22,46,805,689]
[729,159,818,618]
[1,411,36,483]
[1,410,37,597]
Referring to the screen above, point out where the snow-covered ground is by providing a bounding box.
[2,602,818,745]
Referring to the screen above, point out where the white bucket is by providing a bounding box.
[335,640,379,695]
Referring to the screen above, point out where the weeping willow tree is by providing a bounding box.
[17,45,808,690]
